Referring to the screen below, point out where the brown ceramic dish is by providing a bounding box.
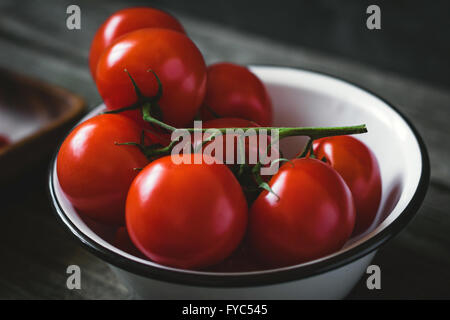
[0,68,85,183]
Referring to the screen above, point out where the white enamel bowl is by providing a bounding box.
[49,66,429,299]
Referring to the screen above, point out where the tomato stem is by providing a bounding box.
[176,124,367,137]
[116,68,368,140]
[297,138,316,159]
[142,103,177,132]
[113,69,368,165]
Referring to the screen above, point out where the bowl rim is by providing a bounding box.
[48,65,430,288]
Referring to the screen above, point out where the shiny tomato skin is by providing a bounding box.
[249,158,355,267]
[89,7,185,79]
[96,28,207,128]
[201,63,273,126]
[313,136,382,235]
[57,114,149,225]
[126,155,248,269]
[199,118,259,163]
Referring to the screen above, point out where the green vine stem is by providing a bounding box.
[141,105,367,140]
[181,125,367,136]
[142,103,177,132]
[111,68,368,156]
[108,68,370,200]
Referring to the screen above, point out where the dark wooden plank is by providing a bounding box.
[0,0,448,299]
[0,169,130,300]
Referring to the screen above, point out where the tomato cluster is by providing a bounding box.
[57,7,382,271]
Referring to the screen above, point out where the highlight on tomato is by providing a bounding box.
[89,7,185,79]
[126,154,248,269]
[57,114,149,225]
[95,28,207,128]
[200,63,273,126]
[249,158,355,267]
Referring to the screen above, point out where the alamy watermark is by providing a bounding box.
[169,121,281,175]
[66,5,81,30]
[66,265,81,290]
[366,5,381,30]
[366,264,381,290]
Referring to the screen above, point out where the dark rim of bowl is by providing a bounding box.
[48,66,430,288]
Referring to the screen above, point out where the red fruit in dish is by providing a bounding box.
[89,7,185,79]
[249,158,355,267]
[96,28,207,128]
[126,154,248,269]
[201,63,273,126]
[199,118,260,164]
[313,136,382,235]
[57,114,149,225]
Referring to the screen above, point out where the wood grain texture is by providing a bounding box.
[0,0,449,299]
[0,68,85,183]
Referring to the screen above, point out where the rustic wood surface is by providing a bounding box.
[0,0,449,299]
[0,68,85,184]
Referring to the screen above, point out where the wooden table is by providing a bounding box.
[0,0,449,299]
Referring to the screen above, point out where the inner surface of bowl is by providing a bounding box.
[256,66,422,241]
[52,66,424,276]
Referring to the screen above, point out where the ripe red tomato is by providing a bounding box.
[96,28,207,128]
[57,114,149,225]
[126,154,248,269]
[200,63,273,126]
[89,7,185,79]
[313,136,382,235]
[199,118,259,163]
[199,117,278,166]
[249,158,355,267]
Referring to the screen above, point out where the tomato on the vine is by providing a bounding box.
[199,118,259,163]
[200,63,273,126]
[57,114,149,225]
[126,154,248,269]
[249,158,355,267]
[89,7,185,79]
[96,28,207,128]
[200,117,279,166]
[313,136,382,235]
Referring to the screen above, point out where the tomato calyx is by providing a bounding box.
[115,131,182,161]
[107,69,368,144]
[297,138,316,159]
[104,69,165,122]
[295,138,329,164]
